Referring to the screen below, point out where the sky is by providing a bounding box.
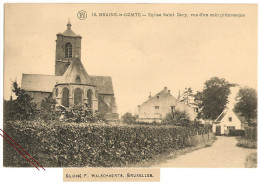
[4,4,257,115]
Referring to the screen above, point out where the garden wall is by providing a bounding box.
[3,121,213,167]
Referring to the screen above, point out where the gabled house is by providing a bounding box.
[213,107,247,135]
[137,87,197,123]
[21,21,119,120]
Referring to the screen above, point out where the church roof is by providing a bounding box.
[21,74,115,95]
[58,57,94,85]
[90,76,115,95]
[59,21,81,37]
[21,74,61,92]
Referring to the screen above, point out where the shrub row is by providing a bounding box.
[229,129,245,136]
[245,127,257,141]
[4,121,213,167]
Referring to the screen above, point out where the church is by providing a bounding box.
[21,21,119,120]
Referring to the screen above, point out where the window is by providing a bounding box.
[55,88,58,97]
[87,89,93,111]
[227,126,235,130]
[62,88,69,107]
[65,42,72,58]
[157,96,159,99]
[155,106,160,109]
[228,117,232,122]
[74,88,83,106]
[171,106,175,113]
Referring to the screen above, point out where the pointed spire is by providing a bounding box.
[149,92,152,99]
[67,18,71,30]
[178,90,181,100]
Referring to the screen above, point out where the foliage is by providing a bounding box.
[39,98,57,121]
[234,87,257,124]
[58,104,104,123]
[3,121,213,167]
[236,137,257,149]
[121,112,137,124]
[194,77,232,120]
[245,127,257,141]
[4,82,37,121]
[228,129,245,136]
[162,110,190,126]
[180,87,194,106]
[245,152,257,168]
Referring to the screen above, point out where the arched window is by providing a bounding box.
[55,88,58,97]
[65,42,72,58]
[87,89,93,110]
[62,87,69,107]
[74,88,83,106]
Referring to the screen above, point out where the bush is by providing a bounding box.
[3,121,213,167]
[229,129,245,136]
[245,152,257,168]
[121,112,137,124]
[236,137,257,149]
[162,110,190,126]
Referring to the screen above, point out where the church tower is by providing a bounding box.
[55,20,82,76]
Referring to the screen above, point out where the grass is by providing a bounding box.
[236,136,257,149]
[245,152,257,168]
[126,135,216,167]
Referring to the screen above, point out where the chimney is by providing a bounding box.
[148,92,152,99]
[168,90,171,94]
[164,87,167,92]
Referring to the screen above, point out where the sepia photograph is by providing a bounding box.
[1,3,258,181]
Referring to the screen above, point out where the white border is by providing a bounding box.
[0,1,259,184]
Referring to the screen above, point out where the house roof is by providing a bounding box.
[58,57,94,85]
[140,87,177,106]
[214,107,248,123]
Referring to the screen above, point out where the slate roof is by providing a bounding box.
[90,76,114,95]
[21,73,114,95]
[21,74,61,92]
[58,58,94,85]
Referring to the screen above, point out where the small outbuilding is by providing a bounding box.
[213,107,247,135]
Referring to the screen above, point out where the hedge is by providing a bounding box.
[229,129,245,136]
[245,127,257,141]
[3,121,213,167]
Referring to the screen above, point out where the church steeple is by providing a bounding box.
[55,21,82,76]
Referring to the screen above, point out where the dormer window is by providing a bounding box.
[65,42,72,58]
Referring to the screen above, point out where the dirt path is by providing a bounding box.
[153,136,256,168]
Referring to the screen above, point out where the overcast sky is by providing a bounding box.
[4,4,257,115]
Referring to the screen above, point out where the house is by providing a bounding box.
[21,21,119,120]
[137,87,197,123]
[213,107,247,135]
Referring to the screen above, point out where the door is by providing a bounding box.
[216,126,221,136]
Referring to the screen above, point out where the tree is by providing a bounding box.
[180,87,194,105]
[4,81,37,121]
[121,112,136,124]
[234,87,257,124]
[162,110,190,126]
[39,97,57,120]
[195,77,232,120]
